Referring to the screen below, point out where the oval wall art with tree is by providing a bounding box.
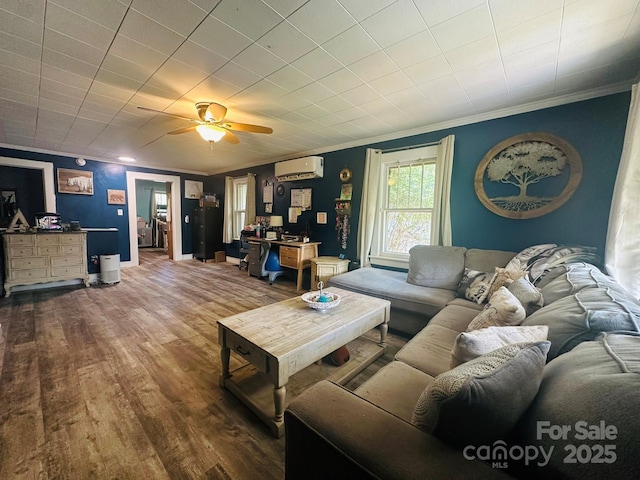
[474,132,583,219]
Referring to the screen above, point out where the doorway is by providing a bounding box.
[126,171,182,267]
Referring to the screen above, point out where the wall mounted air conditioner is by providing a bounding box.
[275,156,324,181]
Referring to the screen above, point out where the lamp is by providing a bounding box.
[270,215,283,239]
[196,124,226,142]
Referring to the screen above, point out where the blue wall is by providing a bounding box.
[0,91,630,264]
[0,149,213,261]
[218,92,630,262]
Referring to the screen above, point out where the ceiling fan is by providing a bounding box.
[137,102,273,144]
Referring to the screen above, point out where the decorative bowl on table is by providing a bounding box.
[301,281,341,312]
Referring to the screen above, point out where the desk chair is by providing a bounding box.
[238,230,251,270]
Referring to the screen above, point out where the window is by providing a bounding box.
[232,177,248,237]
[154,191,167,219]
[371,145,439,266]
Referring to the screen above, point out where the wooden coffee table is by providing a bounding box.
[218,287,390,437]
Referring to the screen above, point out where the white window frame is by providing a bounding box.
[370,145,439,269]
[232,176,248,239]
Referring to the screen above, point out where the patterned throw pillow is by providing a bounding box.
[457,268,494,303]
[412,341,551,448]
[450,325,549,368]
[484,267,526,300]
[467,287,526,331]
[508,276,544,315]
[505,244,600,283]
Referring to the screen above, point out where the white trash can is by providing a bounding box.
[100,254,121,284]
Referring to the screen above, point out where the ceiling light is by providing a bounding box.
[196,124,226,142]
[118,156,136,162]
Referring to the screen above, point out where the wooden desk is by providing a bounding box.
[247,237,320,291]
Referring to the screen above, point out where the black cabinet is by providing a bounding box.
[192,206,224,261]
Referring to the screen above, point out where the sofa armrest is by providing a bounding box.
[285,381,510,480]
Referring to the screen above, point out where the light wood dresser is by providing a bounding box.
[310,256,350,288]
[2,231,90,296]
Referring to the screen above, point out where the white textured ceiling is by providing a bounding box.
[0,0,639,175]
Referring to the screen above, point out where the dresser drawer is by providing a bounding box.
[9,246,37,257]
[37,245,61,256]
[61,244,83,255]
[36,235,61,246]
[279,246,299,268]
[6,235,35,246]
[51,254,83,267]
[11,268,49,282]
[59,234,83,245]
[51,265,84,277]
[10,257,48,269]
[224,330,268,373]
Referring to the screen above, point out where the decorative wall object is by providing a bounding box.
[184,180,203,199]
[57,168,94,195]
[1,189,17,224]
[474,132,582,219]
[317,212,327,224]
[107,189,126,205]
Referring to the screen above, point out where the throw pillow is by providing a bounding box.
[457,268,494,304]
[412,341,551,448]
[485,267,526,300]
[508,276,544,316]
[522,286,640,359]
[466,287,526,331]
[450,325,549,368]
[407,245,466,290]
[504,243,557,273]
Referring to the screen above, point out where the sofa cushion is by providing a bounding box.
[411,341,550,449]
[522,287,640,359]
[537,262,628,305]
[450,325,549,367]
[510,332,640,479]
[395,304,479,377]
[466,287,526,331]
[456,268,493,303]
[464,248,516,273]
[328,267,456,319]
[508,276,544,315]
[407,245,466,290]
[354,361,434,423]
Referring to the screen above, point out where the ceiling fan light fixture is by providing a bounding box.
[196,124,226,142]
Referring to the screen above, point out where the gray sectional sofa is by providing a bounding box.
[328,245,516,336]
[285,246,640,479]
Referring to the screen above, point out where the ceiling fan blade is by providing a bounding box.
[167,125,198,135]
[196,102,227,122]
[221,122,273,134]
[206,103,227,122]
[137,106,196,122]
[222,130,240,144]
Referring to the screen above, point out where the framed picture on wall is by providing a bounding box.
[57,168,94,195]
[184,180,203,199]
[107,189,126,205]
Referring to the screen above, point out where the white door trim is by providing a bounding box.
[125,171,182,267]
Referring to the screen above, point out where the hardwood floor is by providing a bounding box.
[0,250,406,479]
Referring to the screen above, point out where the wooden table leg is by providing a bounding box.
[220,345,231,386]
[379,323,388,346]
[296,267,303,291]
[273,385,286,422]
